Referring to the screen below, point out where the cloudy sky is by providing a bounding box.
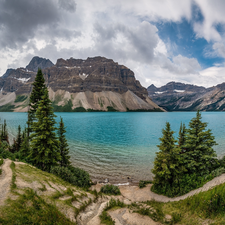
[1,0,225,88]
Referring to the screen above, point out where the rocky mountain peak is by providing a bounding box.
[147,81,225,111]
[2,68,15,78]
[0,56,164,112]
[26,56,54,72]
[55,56,116,68]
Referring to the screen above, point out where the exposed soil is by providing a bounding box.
[1,159,225,224]
[0,159,12,205]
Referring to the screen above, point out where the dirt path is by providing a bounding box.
[109,208,160,225]
[119,173,225,203]
[0,159,12,205]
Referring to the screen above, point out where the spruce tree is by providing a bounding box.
[17,125,22,151]
[1,120,9,143]
[9,125,22,153]
[184,111,218,175]
[27,68,46,136]
[58,117,70,167]
[19,127,30,161]
[152,122,182,193]
[178,122,186,153]
[29,89,60,171]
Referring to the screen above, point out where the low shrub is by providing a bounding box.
[152,166,225,198]
[138,180,152,188]
[99,211,115,225]
[172,212,182,224]
[0,157,3,166]
[0,147,15,161]
[142,200,165,222]
[151,172,217,197]
[100,184,121,195]
[50,165,91,188]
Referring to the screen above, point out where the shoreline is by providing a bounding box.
[90,174,140,186]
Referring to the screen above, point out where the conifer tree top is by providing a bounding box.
[29,68,46,108]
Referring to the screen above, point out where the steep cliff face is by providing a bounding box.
[148,81,225,111]
[45,56,147,100]
[0,56,164,112]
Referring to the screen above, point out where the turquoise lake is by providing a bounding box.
[2,112,225,183]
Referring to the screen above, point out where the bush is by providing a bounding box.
[218,156,225,167]
[0,157,3,166]
[68,165,91,188]
[0,147,15,161]
[50,165,91,188]
[99,211,115,225]
[100,184,121,195]
[139,180,152,188]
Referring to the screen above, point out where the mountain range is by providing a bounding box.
[0,56,163,112]
[148,81,225,111]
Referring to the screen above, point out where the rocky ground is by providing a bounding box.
[1,159,225,224]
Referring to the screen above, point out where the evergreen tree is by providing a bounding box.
[9,125,22,153]
[1,120,9,143]
[29,89,60,171]
[19,127,30,161]
[184,111,218,175]
[152,122,183,191]
[178,122,186,152]
[17,125,22,151]
[9,138,17,153]
[58,117,70,167]
[27,68,46,136]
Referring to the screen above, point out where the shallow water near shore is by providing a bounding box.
[2,112,225,184]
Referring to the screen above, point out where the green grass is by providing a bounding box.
[128,200,165,223]
[156,182,225,224]
[100,211,115,225]
[100,184,121,195]
[10,161,17,190]
[100,199,126,225]
[14,95,28,103]
[0,189,75,225]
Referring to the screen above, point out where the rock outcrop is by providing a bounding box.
[148,81,225,111]
[26,56,54,72]
[0,56,164,112]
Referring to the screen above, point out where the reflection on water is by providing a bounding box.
[2,112,225,183]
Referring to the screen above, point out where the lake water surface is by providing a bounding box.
[2,112,225,183]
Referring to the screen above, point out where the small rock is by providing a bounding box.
[104,178,109,183]
[165,214,172,222]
